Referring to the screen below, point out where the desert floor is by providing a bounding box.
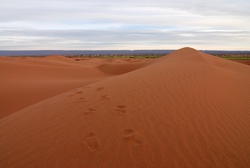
[1,47,250,168]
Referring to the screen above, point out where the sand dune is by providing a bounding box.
[0,47,250,168]
[0,56,115,118]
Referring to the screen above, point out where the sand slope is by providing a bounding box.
[0,47,250,168]
[0,55,107,117]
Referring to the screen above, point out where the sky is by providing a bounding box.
[1,0,250,50]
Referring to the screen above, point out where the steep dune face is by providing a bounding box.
[0,48,250,168]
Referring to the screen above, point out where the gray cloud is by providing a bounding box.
[1,28,249,50]
[0,0,250,50]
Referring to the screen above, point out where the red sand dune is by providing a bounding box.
[0,56,124,118]
[0,47,250,168]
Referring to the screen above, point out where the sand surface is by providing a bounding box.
[0,47,250,168]
[233,60,250,66]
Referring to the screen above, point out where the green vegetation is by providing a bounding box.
[214,54,250,60]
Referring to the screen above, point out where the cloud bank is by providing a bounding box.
[1,0,250,50]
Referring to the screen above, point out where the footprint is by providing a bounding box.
[75,91,83,94]
[122,129,135,138]
[79,97,86,101]
[122,129,143,145]
[88,108,95,111]
[85,132,95,139]
[96,87,104,91]
[68,90,83,97]
[75,97,86,103]
[119,109,127,113]
[83,132,99,152]
[84,108,96,115]
[132,138,143,145]
[117,105,126,108]
[101,95,110,100]
[116,105,127,114]
[84,138,99,152]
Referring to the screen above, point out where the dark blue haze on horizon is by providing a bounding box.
[1,50,250,56]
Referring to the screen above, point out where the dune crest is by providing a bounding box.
[1,47,250,168]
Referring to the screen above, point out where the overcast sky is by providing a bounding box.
[1,0,250,50]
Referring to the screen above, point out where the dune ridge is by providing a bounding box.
[0,47,250,168]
